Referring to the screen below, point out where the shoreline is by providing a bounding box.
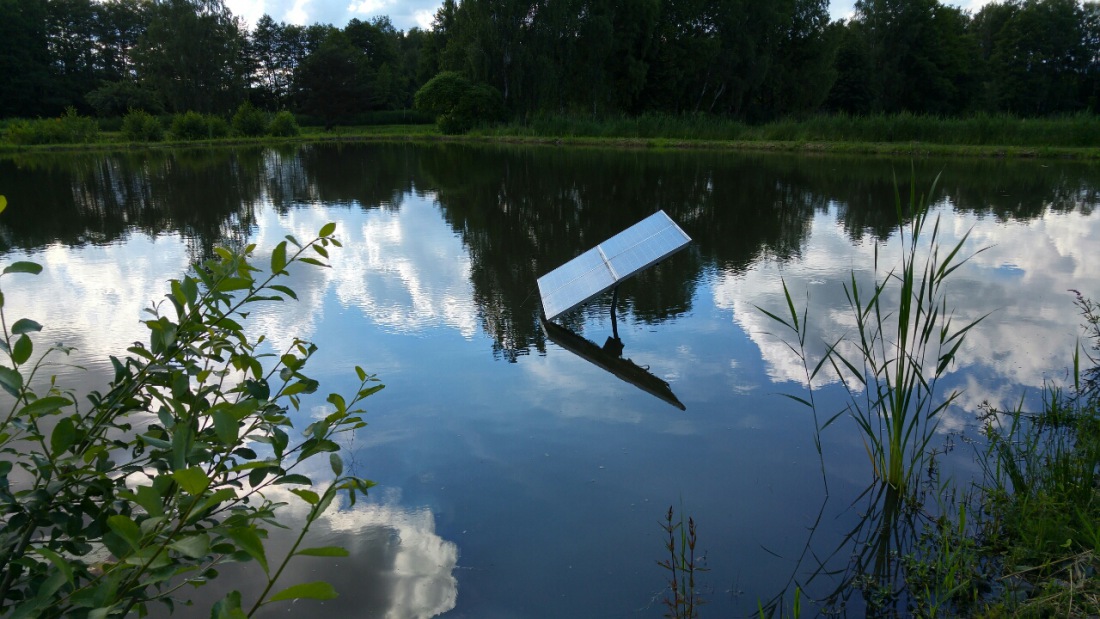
[3,127,1100,160]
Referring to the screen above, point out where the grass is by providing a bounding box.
[483,111,1100,148]
[9,111,1100,159]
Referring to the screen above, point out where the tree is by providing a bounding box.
[991,0,1088,114]
[0,205,381,617]
[293,31,368,126]
[853,0,976,114]
[133,0,249,114]
[0,0,51,118]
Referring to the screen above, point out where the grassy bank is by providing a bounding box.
[6,112,1100,159]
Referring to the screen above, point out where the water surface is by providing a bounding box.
[1,144,1097,616]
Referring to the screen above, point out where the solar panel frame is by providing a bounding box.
[537,210,691,322]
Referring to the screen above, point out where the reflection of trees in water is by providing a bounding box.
[2,145,1099,358]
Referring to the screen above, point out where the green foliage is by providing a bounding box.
[4,108,99,146]
[121,109,164,142]
[267,111,300,137]
[978,379,1100,615]
[170,111,229,141]
[86,81,165,118]
[414,72,503,134]
[0,212,381,617]
[232,102,269,137]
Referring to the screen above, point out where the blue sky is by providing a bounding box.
[224,0,991,32]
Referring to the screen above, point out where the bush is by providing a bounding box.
[207,114,230,139]
[267,110,300,137]
[121,109,164,142]
[170,111,229,141]
[4,108,100,145]
[414,72,504,135]
[232,102,269,137]
[0,201,380,617]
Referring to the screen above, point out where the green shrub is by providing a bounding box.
[415,71,504,135]
[268,110,301,137]
[207,114,230,139]
[4,108,99,145]
[232,102,269,137]
[170,111,229,140]
[122,108,164,142]
[0,202,379,617]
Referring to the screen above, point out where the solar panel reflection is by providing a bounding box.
[537,210,691,322]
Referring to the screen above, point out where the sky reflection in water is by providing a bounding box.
[0,145,1098,616]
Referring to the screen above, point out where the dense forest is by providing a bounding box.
[3,0,1100,124]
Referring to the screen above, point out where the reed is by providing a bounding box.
[826,175,986,493]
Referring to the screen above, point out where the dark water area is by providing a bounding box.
[1,144,1097,617]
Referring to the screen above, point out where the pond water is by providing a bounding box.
[1,144,1098,617]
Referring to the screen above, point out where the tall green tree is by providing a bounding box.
[854,0,975,114]
[44,0,100,113]
[293,30,368,126]
[133,0,248,114]
[0,0,51,117]
[991,0,1087,114]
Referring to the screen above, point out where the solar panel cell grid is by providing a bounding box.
[537,210,690,322]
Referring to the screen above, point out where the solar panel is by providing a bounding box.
[537,210,691,322]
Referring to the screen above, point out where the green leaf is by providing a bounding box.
[214,277,253,292]
[330,453,343,476]
[10,318,42,335]
[107,515,142,550]
[50,417,76,454]
[132,484,165,517]
[169,533,211,559]
[18,396,71,418]
[211,591,247,619]
[319,222,336,237]
[212,409,238,445]
[298,257,328,268]
[139,433,172,450]
[12,334,32,365]
[295,546,349,558]
[266,581,338,604]
[270,241,288,274]
[225,527,268,573]
[0,195,6,215]
[3,261,42,276]
[290,488,319,505]
[33,547,74,586]
[269,284,298,300]
[173,467,211,495]
[0,366,23,397]
[273,474,312,485]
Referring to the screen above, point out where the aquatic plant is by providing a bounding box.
[828,175,986,493]
[658,505,706,619]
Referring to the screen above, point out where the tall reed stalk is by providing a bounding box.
[829,175,987,492]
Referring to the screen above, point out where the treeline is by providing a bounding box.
[3,0,1100,127]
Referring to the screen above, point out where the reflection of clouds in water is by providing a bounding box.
[167,486,458,619]
[250,199,478,349]
[717,206,1100,412]
[0,236,191,390]
[273,486,458,619]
